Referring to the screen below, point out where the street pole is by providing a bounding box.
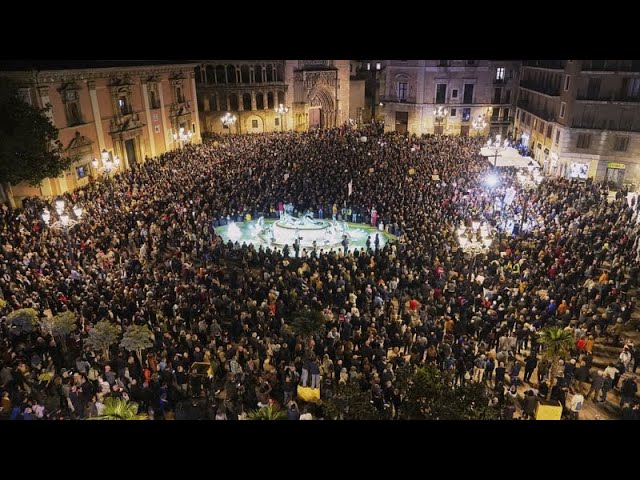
[65,225,73,262]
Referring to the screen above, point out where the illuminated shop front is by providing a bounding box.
[605,162,626,187]
[569,162,589,179]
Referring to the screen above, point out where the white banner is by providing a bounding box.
[348,179,353,197]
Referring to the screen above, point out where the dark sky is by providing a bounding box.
[0,60,188,71]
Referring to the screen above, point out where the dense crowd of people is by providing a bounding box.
[1,123,640,420]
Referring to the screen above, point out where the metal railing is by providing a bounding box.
[520,80,561,97]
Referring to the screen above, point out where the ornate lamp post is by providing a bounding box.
[433,106,449,135]
[274,103,289,132]
[221,112,237,134]
[456,220,494,257]
[92,149,121,178]
[42,199,83,261]
[172,127,194,149]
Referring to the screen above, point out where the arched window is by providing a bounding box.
[215,65,225,84]
[149,90,158,109]
[195,66,202,83]
[241,65,250,84]
[243,93,252,111]
[276,64,284,82]
[229,94,239,111]
[277,91,285,105]
[226,65,236,84]
[118,95,130,115]
[254,64,263,83]
[256,93,264,110]
[210,94,218,111]
[267,92,274,109]
[206,65,215,84]
[266,64,273,82]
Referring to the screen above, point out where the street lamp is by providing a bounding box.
[221,112,237,134]
[274,103,289,132]
[91,149,121,178]
[172,127,193,149]
[486,134,510,168]
[433,106,448,135]
[41,199,83,261]
[456,220,494,256]
[472,114,487,135]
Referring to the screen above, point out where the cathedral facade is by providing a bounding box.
[195,60,352,134]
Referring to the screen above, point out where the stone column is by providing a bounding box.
[87,81,106,154]
[157,81,170,152]
[141,81,157,158]
[190,72,201,143]
[251,92,257,111]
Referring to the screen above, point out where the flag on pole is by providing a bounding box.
[348,179,353,197]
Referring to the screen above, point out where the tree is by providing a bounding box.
[399,365,497,420]
[84,320,120,360]
[44,311,77,352]
[0,77,70,196]
[322,381,381,420]
[247,405,287,420]
[5,308,39,335]
[538,326,574,400]
[120,324,154,367]
[89,397,148,420]
[290,308,326,344]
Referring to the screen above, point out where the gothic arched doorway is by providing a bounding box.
[308,87,335,129]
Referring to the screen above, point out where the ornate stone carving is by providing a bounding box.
[58,82,81,103]
[109,112,144,133]
[66,131,93,151]
[108,75,133,87]
[303,71,336,89]
[299,60,329,68]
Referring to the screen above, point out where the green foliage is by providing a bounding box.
[399,365,496,420]
[6,308,39,334]
[323,381,381,420]
[247,405,287,420]
[50,311,77,338]
[538,326,574,362]
[120,324,154,352]
[290,308,326,340]
[89,397,148,420]
[85,320,120,359]
[538,326,575,399]
[0,77,70,186]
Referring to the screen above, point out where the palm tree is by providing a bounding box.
[290,308,326,343]
[538,326,574,400]
[247,405,287,420]
[89,397,148,420]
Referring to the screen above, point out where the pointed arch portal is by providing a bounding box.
[307,86,335,129]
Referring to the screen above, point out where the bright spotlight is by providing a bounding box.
[485,174,498,187]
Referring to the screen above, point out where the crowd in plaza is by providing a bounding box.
[1,122,640,420]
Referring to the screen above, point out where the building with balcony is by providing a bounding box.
[514,60,640,189]
[378,60,520,137]
[1,62,200,206]
[194,60,353,134]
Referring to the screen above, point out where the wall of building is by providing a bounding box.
[380,60,520,137]
[516,60,640,189]
[3,63,200,205]
[195,60,351,134]
[349,78,366,124]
